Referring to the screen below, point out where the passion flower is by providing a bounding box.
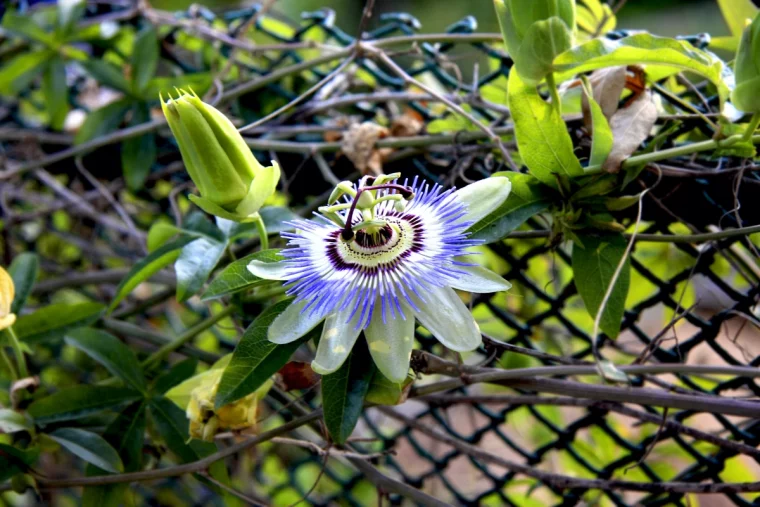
[248,174,512,382]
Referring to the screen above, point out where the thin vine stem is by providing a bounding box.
[5,326,28,378]
[253,214,269,251]
[140,306,234,369]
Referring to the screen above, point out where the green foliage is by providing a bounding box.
[469,173,554,243]
[216,299,311,408]
[28,386,142,424]
[321,339,375,444]
[48,428,124,474]
[571,233,631,338]
[507,69,583,187]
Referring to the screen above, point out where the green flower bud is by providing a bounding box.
[494,0,576,83]
[161,90,280,222]
[732,15,760,113]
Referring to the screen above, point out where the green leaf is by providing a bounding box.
[0,443,39,481]
[553,33,730,104]
[28,386,141,424]
[515,17,572,83]
[49,428,124,474]
[131,25,159,94]
[507,70,583,187]
[57,0,85,35]
[321,339,374,444]
[468,173,553,244]
[65,328,146,392]
[8,252,39,314]
[1,11,55,45]
[165,355,230,409]
[74,98,132,145]
[80,60,131,95]
[149,396,211,463]
[215,299,310,408]
[149,396,234,499]
[175,238,227,302]
[571,233,631,339]
[142,73,213,100]
[365,370,410,406]
[14,302,105,344]
[147,222,183,252]
[82,402,146,507]
[43,58,69,131]
[0,51,51,96]
[202,249,283,300]
[717,0,758,37]
[581,80,613,167]
[152,358,198,395]
[109,236,195,312]
[0,408,31,434]
[121,103,156,191]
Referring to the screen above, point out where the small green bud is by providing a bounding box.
[357,191,375,209]
[732,15,760,113]
[161,90,280,222]
[494,0,576,83]
[394,198,408,212]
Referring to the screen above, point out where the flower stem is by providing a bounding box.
[545,73,561,114]
[6,326,28,378]
[254,214,269,250]
[141,306,235,370]
[743,112,760,142]
[584,134,748,175]
[0,347,18,379]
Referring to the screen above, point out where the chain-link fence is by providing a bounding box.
[3,2,760,506]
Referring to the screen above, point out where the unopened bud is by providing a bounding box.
[161,90,280,222]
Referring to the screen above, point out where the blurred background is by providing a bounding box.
[150,0,729,38]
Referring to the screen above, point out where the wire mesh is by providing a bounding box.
[3,2,760,506]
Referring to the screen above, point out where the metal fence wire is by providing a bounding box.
[4,2,760,506]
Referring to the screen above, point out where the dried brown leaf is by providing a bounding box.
[603,91,658,173]
[277,361,320,392]
[582,67,627,130]
[341,122,389,175]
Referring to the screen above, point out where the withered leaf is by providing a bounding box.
[603,91,658,173]
[341,122,389,175]
[581,66,627,130]
[277,361,320,392]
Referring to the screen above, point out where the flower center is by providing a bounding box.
[328,216,419,270]
[354,224,394,248]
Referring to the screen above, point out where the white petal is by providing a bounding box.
[448,264,512,293]
[412,287,481,352]
[311,305,362,375]
[454,176,512,224]
[365,303,415,383]
[248,259,288,281]
[268,299,325,344]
